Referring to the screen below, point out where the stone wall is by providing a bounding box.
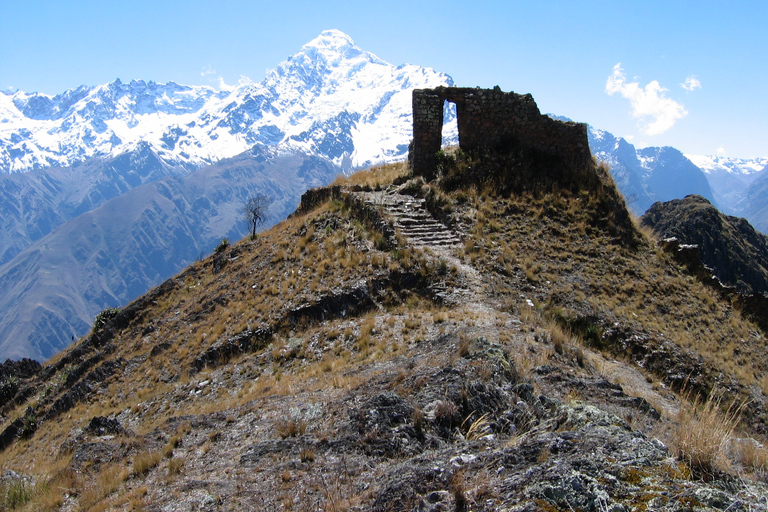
[409,86,592,179]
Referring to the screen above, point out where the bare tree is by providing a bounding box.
[243,193,271,238]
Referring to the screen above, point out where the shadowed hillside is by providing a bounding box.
[642,194,768,296]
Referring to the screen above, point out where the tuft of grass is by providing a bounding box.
[275,418,307,439]
[331,161,410,190]
[0,478,32,510]
[726,436,768,482]
[80,464,129,509]
[463,412,492,441]
[300,447,315,463]
[133,451,163,477]
[671,391,744,477]
[167,457,185,479]
[214,237,230,254]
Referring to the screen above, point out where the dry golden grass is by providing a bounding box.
[132,450,162,477]
[456,187,765,394]
[331,161,409,189]
[78,464,129,510]
[670,391,744,476]
[166,456,185,479]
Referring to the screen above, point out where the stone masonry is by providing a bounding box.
[409,86,592,179]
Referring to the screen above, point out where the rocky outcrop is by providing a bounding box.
[642,195,768,295]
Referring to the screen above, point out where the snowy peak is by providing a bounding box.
[0,30,454,174]
[685,154,768,176]
[299,29,378,65]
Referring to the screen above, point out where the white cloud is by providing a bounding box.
[682,76,701,91]
[605,63,688,136]
[200,66,240,92]
[218,77,235,91]
[716,146,726,156]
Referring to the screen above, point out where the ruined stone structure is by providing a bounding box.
[409,86,592,179]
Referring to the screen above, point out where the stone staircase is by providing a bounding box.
[354,188,492,309]
[358,190,461,247]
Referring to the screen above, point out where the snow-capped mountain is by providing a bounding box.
[0,29,457,174]
[685,155,768,177]
[683,155,768,216]
[583,124,714,214]
[0,28,765,362]
[0,29,461,361]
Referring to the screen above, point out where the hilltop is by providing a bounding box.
[0,89,766,510]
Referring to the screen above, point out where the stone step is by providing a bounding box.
[403,228,459,238]
[408,236,461,245]
[396,224,447,234]
[395,215,438,223]
[356,190,461,248]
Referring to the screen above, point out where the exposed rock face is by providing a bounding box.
[642,194,768,295]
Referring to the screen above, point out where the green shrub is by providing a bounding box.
[215,237,230,254]
[93,307,120,331]
[0,478,32,510]
[19,409,37,439]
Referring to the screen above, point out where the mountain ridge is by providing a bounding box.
[0,146,341,361]
[641,194,768,296]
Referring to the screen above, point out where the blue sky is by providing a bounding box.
[1,0,766,158]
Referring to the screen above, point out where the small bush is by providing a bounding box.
[167,457,184,477]
[19,409,37,439]
[275,419,307,439]
[214,237,230,254]
[372,233,390,251]
[0,478,32,510]
[412,407,425,438]
[133,451,162,476]
[93,307,120,331]
[463,413,492,441]
[300,447,315,463]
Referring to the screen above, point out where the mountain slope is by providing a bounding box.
[0,28,763,366]
[586,126,716,215]
[0,147,341,360]
[0,143,184,266]
[639,146,715,205]
[0,30,456,174]
[641,194,768,295]
[743,164,768,234]
[0,154,765,510]
[0,29,459,361]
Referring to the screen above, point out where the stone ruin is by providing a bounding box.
[408,86,593,180]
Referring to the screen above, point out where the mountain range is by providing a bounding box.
[1,29,456,174]
[0,29,765,361]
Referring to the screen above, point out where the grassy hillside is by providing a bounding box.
[0,158,766,511]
